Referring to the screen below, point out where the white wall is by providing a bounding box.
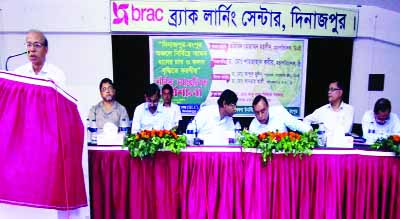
[1,33,113,116]
[350,6,400,122]
[0,0,399,218]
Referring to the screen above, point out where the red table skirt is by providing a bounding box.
[89,147,400,219]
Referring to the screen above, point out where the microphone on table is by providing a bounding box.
[193,119,204,145]
[5,51,28,71]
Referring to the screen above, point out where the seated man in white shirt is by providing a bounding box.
[14,29,66,88]
[362,98,400,144]
[193,89,238,139]
[304,80,354,135]
[131,83,170,133]
[249,95,312,134]
[161,84,182,129]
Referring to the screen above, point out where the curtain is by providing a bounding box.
[0,72,87,210]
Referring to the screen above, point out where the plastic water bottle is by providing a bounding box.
[119,118,129,139]
[234,121,242,144]
[368,122,377,143]
[86,118,91,145]
[317,122,326,147]
[186,119,195,145]
[89,119,98,145]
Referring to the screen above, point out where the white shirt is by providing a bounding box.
[361,110,400,144]
[304,102,354,135]
[131,103,170,133]
[162,103,182,128]
[193,104,235,137]
[14,62,66,88]
[249,105,312,134]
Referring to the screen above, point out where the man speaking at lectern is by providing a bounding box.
[14,29,66,87]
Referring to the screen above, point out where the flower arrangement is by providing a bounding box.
[123,129,187,159]
[238,129,318,163]
[370,134,400,155]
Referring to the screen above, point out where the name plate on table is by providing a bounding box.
[97,133,124,145]
[326,136,354,148]
[97,122,124,145]
[201,130,237,146]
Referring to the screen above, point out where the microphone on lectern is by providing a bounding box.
[5,51,28,71]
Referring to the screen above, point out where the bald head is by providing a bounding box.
[25,29,48,68]
[26,29,48,47]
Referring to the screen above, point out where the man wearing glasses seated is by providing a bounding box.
[88,78,129,133]
[304,80,354,135]
[131,83,171,133]
[14,29,66,87]
[362,98,400,144]
[192,89,238,139]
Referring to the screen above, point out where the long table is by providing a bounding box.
[89,146,399,219]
